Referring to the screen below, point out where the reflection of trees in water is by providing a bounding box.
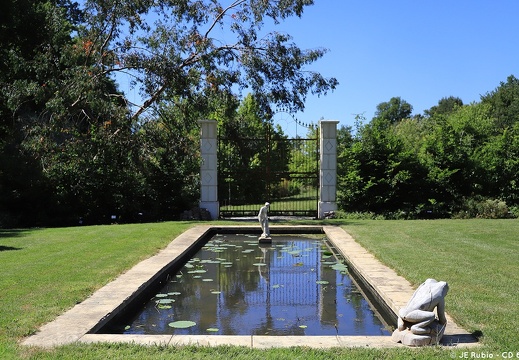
[124,235,388,335]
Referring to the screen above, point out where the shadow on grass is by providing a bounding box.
[0,229,29,251]
[472,330,484,341]
[0,245,22,251]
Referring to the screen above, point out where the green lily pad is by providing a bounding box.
[316,280,329,285]
[331,263,348,271]
[155,293,169,298]
[158,305,172,309]
[168,292,181,296]
[206,328,219,332]
[168,320,196,329]
[299,325,308,329]
[202,278,213,282]
[253,263,266,266]
[189,269,207,274]
[156,298,175,304]
[211,291,221,294]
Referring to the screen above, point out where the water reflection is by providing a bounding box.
[120,234,390,336]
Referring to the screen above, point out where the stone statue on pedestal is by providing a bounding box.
[258,202,270,241]
[392,278,449,346]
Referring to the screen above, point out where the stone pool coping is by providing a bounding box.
[22,225,478,349]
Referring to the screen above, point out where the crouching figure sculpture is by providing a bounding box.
[392,278,449,346]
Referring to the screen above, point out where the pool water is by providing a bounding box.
[115,234,390,336]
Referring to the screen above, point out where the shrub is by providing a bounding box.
[453,197,512,219]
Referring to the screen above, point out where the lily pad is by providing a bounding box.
[155,293,169,298]
[253,263,266,266]
[331,263,348,271]
[316,280,329,285]
[156,298,175,304]
[168,292,181,296]
[188,269,207,274]
[206,328,219,332]
[158,305,172,309]
[168,320,196,329]
[299,325,308,329]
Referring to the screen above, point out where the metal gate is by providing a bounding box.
[218,126,319,218]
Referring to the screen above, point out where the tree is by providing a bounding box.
[337,115,429,216]
[80,0,338,121]
[481,75,519,130]
[424,96,463,118]
[287,124,320,195]
[374,97,413,124]
[218,94,290,205]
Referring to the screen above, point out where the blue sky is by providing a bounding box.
[270,0,519,134]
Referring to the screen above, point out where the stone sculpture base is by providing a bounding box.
[392,320,446,346]
[258,236,272,244]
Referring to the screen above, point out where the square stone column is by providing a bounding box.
[318,120,339,219]
[198,119,219,219]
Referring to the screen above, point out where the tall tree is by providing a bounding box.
[218,94,289,204]
[481,75,519,130]
[374,97,413,124]
[80,0,338,121]
[424,96,463,118]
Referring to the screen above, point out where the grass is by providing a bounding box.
[0,219,517,359]
[343,219,519,350]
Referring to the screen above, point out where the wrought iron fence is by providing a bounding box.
[218,134,319,218]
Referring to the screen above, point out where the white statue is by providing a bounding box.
[392,278,449,346]
[258,202,270,238]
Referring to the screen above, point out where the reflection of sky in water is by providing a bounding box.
[119,234,390,336]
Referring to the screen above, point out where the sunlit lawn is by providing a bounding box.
[0,219,517,359]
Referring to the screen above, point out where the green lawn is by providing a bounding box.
[1,219,517,359]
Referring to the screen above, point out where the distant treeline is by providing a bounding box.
[336,76,519,219]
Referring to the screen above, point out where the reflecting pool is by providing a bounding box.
[110,234,390,336]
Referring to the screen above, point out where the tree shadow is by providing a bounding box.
[0,229,28,251]
[0,245,22,251]
[0,229,29,238]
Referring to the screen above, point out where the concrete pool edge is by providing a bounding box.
[21,225,478,349]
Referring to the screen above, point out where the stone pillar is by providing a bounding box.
[318,120,339,219]
[198,119,219,219]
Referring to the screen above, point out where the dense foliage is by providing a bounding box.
[2,0,518,226]
[0,0,336,227]
[337,76,519,219]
